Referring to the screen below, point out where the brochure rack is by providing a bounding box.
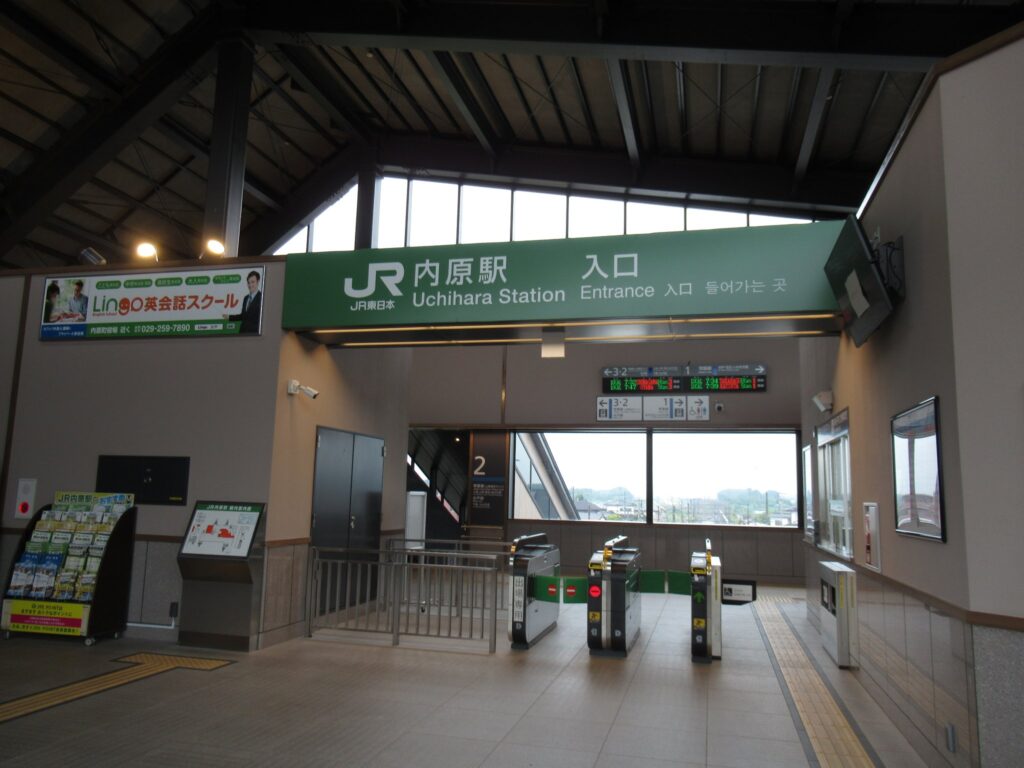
[2,502,137,645]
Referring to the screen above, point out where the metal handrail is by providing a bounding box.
[307,545,504,652]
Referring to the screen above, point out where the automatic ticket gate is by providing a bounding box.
[690,538,722,663]
[508,533,560,649]
[587,536,642,657]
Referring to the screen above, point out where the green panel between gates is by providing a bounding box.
[640,570,666,593]
[667,570,692,595]
[531,575,561,603]
[562,577,589,603]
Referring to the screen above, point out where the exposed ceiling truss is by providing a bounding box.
[0,0,1020,268]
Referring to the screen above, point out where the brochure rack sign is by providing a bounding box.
[2,600,89,636]
[283,222,842,329]
[39,266,265,340]
[181,502,263,558]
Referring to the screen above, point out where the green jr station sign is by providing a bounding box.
[282,222,843,330]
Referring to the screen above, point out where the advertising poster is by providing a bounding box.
[180,502,263,558]
[40,266,265,340]
[2,600,89,636]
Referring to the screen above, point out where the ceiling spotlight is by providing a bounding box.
[205,238,225,256]
[136,242,158,259]
[79,247,106,265]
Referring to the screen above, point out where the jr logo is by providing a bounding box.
[344,262,405,298]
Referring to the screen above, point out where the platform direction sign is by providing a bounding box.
[602,363,767,394]
[643,396,688,421]
[597,396,643,421]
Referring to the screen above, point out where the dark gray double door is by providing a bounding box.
[311,427,384,612]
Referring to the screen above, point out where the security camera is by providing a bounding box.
[287,379,320,399]
[714,402,724,413]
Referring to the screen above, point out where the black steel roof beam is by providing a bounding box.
[42,217,133,261]
[401,50,460,133]
[153,117,284,209]
[537,57,573,146]
[777,67,803,163]
[239,2,1024,72]
[57,0,143,71]
[749,65,763,159]
[374,134,867,215]
[845,72,888,163]
[568,57,600,147]
[424,51,498,157]
[369,47,439,134]
[271,45,371,143]
[675,62,688,155]
[607,60,641,169]
[503,54,543,143]
[239,143,367,255]
[317,48,389,129]
[22,238,77,265]
[715,63,723,157]
[0,10,220,258]
[0,2,121,96]
[253,63,343,148]
[454,52,514,142]
[341,46,414,131]
[793,67,836,187]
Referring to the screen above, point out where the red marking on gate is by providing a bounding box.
[566,585,577,598]
[547,584,557,596]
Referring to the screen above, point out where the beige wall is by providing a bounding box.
[939,38,1024,616]
[2,264,284,536]
[411,337,803,428]
[266,334,412,540]
[0,275,25,485]
[826,89,970,609]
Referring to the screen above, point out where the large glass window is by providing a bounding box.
[817,418,852,557]
[511,430,799,527]
[569,196,624,238]
[686,207,746,231]
[625,201,686,234]
[460,185,512,244]
[311,185,358,252]
[652,432,798,525]
[374,177,409,248]
[274,226,308,255]
[512,432,647,522]
[513,190,567,241]
[408,180,458,246]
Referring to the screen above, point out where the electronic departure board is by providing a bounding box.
[601,364,767,394]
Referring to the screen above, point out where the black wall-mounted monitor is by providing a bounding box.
[96,455,190,505]
[823,215,895,347]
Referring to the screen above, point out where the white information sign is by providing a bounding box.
[642,396,688,421]
[180,502,263,558]
[687,396,711,421]
[597,396,643,421]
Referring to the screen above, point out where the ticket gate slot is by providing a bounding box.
[690,538,722,663]
[508,533,560,649]
[587,536,642,657]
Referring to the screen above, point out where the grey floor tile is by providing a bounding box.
[708,688,791,716]
[367,731,497,768]
[707,708,801,742]
[480,742,599,768]
[411,705,518,742]
[503,714,611,752]
[706,732,810,767]
[602,723,707,763]
[594,756,705,768]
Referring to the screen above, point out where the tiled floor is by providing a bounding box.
[0,588,928,767]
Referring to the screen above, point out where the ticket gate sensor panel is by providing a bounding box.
[508,533,560,649]
[690,539,722,664]
[587,536,642,657]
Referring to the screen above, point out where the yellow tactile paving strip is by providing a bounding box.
[0,653,232,724]
[755,599,875,768]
